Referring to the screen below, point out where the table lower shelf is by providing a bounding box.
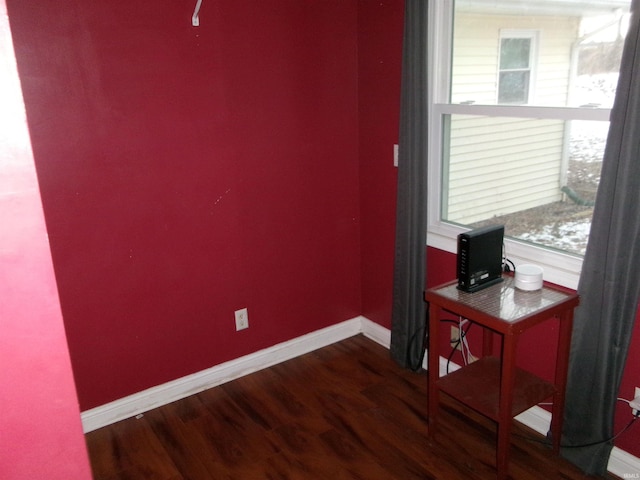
[436,356,556,421]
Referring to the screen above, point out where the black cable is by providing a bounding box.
[421,318,463,374]
[407,324,427,372]
[563,414,638,448]
[418,316,475,374]
[410,309,472,373]
[503,257,515,273]
[515,410,639,449]
[501,242,515,273]
[446,321,473,374]
[406,308,429,372]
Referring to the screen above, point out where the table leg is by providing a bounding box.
[428,303,441,437]
[497,332,518,480]
[551,311,574,453]
[482,327,493,357]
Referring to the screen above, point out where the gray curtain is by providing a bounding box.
[390,0,429,371]
[561,0,640,474]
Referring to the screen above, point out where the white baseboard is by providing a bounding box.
[360,316,391,347]
[81,316,363,433]
[81,316,640,476]
[610,447,640,478]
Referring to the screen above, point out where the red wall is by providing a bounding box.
[7,0,361,410]
[357,0,640,459]
[0,0,92,476]
[358,0,403,326]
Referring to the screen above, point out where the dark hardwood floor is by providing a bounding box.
[85,335,613,479]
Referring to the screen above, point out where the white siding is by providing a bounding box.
[445,14,579,224]
[445,116,565,223]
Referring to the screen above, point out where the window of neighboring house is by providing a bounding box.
[498,31,536,104]
[428,0,631,288]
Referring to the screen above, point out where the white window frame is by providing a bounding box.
[426,0,611,290]
[497,29,538,104]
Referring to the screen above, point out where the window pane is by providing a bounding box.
[451,0,630,107]
[442,115,608,255]
[498,71,530,103]
[500,38,530,69]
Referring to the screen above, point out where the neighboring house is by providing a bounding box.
[443,0,628,225]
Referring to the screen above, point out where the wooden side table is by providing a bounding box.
[425,276,579,480]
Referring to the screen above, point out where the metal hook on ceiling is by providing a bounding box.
[192,0,203,26]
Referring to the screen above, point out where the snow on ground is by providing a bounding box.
[516,220,592,256]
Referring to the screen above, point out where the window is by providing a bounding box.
[428,0,631,288]
[498,31,536,104]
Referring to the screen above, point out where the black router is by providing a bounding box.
[457,224,504,293]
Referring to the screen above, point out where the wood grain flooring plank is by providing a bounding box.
[85,335,617,480]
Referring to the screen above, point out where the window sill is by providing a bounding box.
[427,223,582,290]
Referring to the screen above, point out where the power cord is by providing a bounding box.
[407,324,427,372]
[503,257,515,273]
[502,242,515,272]
[562,413,638,449]
[406,308,429,372]
[442,318,473,374]
[457,318,474,366]
[516,400,640,448]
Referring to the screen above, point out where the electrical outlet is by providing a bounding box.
[630,386,640,415]
[234,308,249,331]
[450,326,462,351]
